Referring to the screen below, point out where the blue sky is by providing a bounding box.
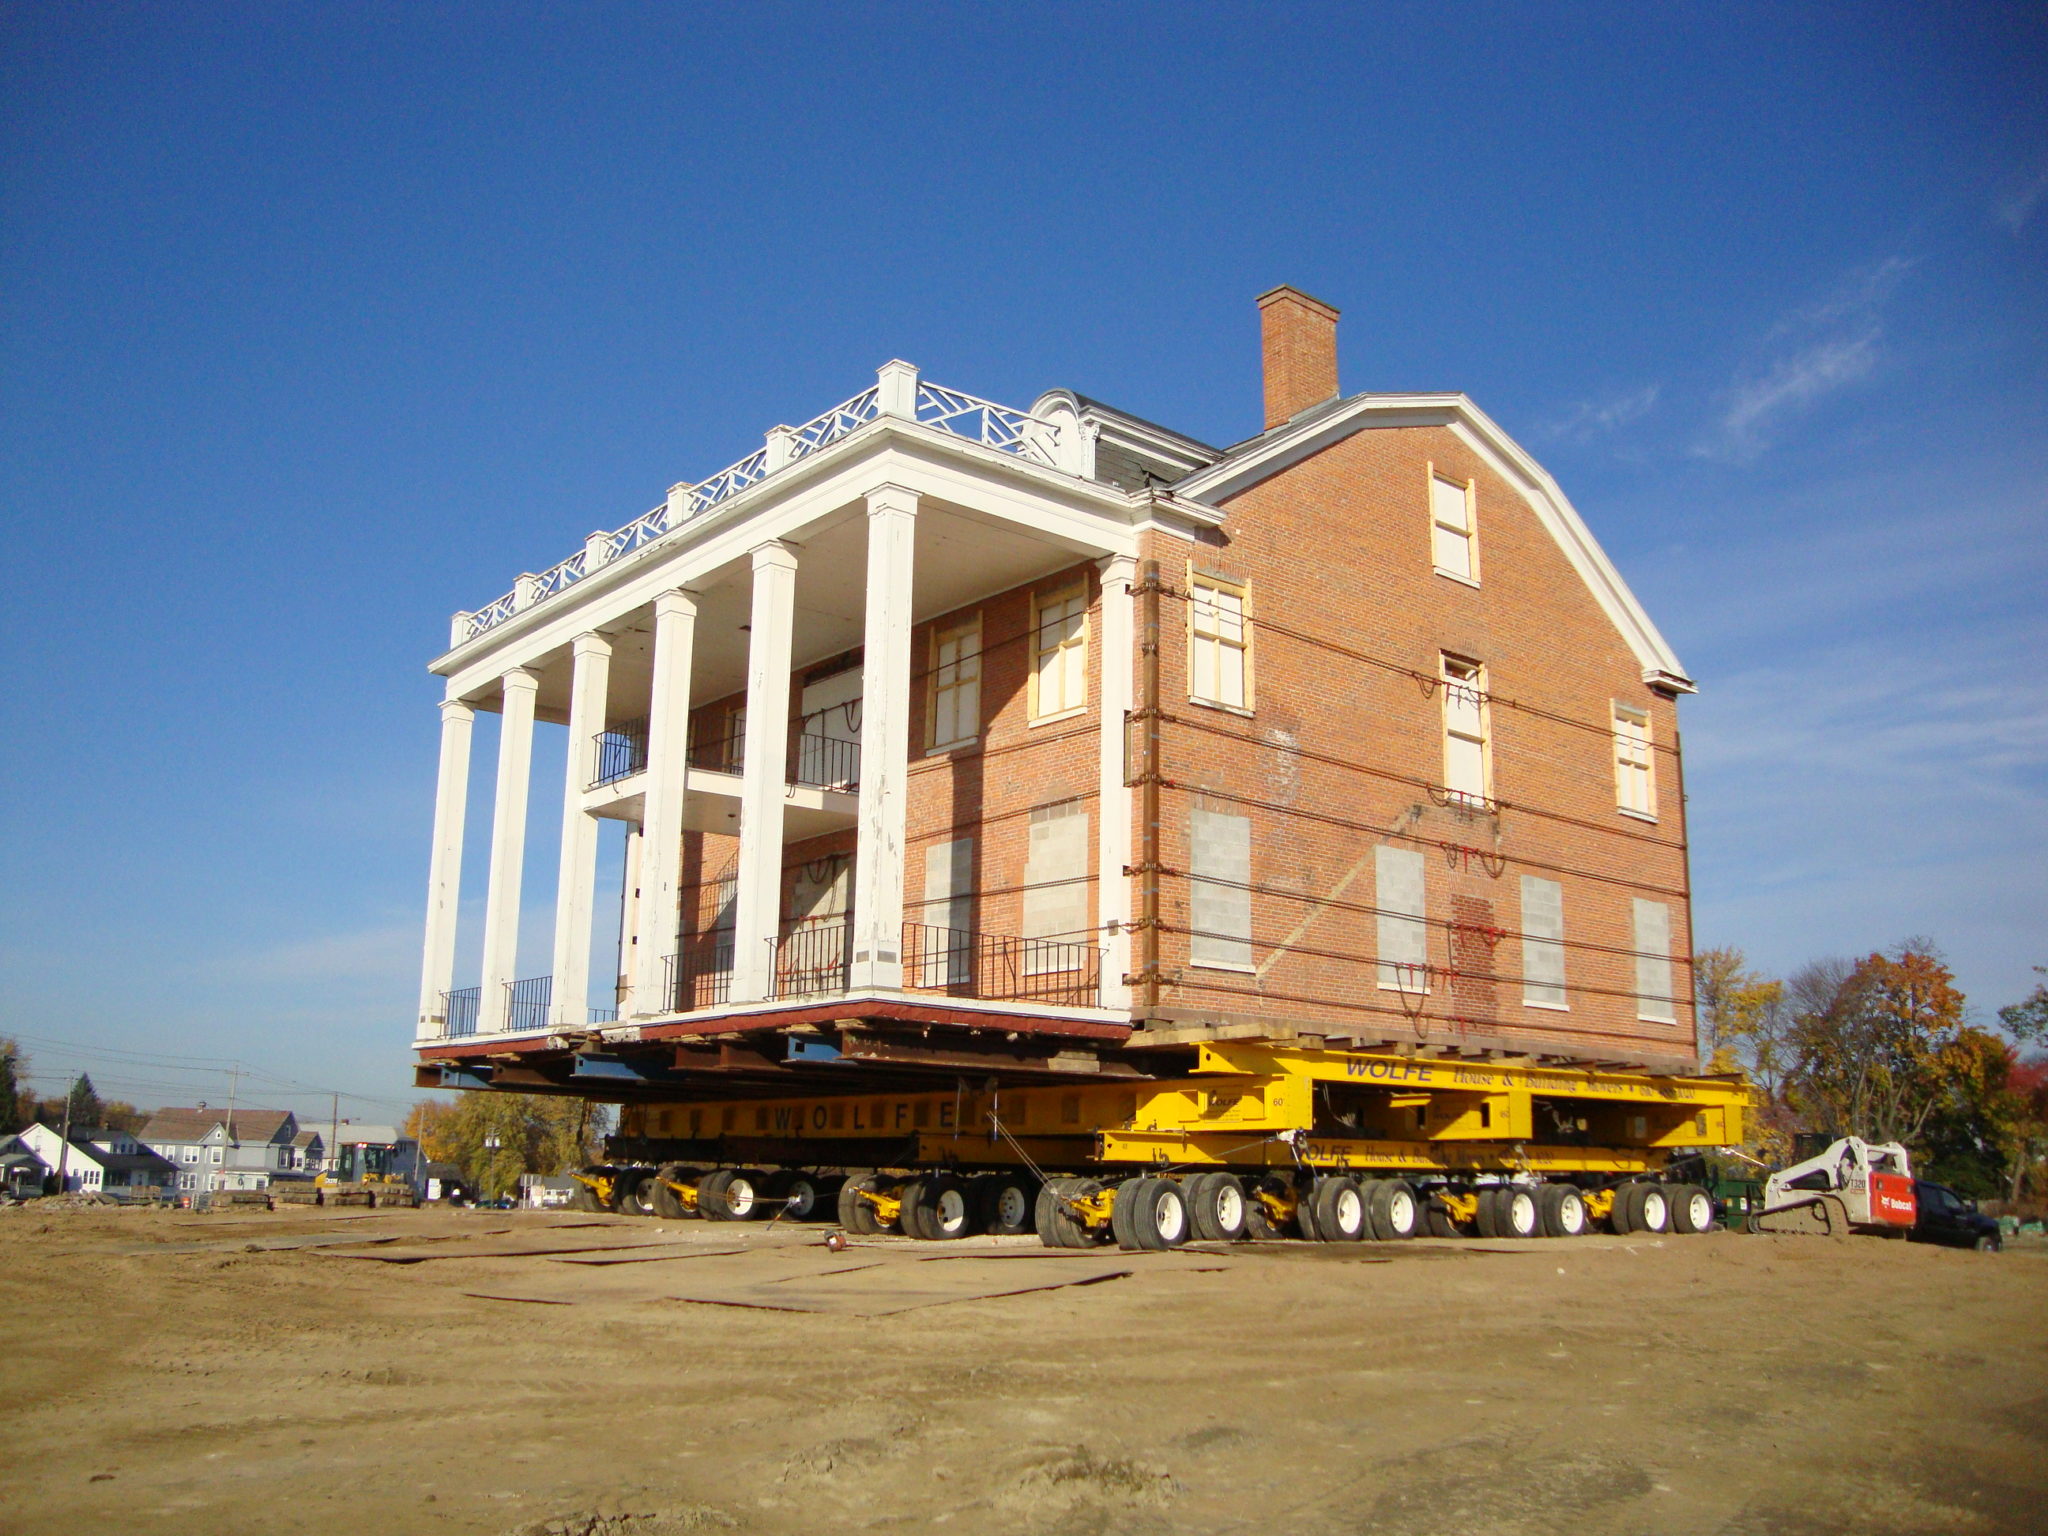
[2,3,2042,1113]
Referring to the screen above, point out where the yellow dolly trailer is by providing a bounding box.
[583,1043,1751,1249]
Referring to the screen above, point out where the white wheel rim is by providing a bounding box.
[728,1181,755,1216]
[788,1183,814,1216]
[1155,1190,1187,1242]
[998,1187,1028,1227]
[1510,1192,1536,1234]
[1641,1190,1667,1229]
[1688,1193,1711,1230]
[937,1189,968,1233]
[1336,1188,1363,1234]
[1388,1189,1415,1234]
[1561,1194,1586,1234]
[1216,1184,1243,1230]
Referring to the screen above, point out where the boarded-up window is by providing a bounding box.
[1189,574,1250,710]
[1520,876,1567,1009]
[1614,704,1655,818]
[1376,845,1428,992]
[929,619,982,748]
[1634,898,1676,1023]
[1441,655,1489,807]
[1032,588,1088,719]
[1021,802,1089,972]
[1189,808,1253,970]
[919,838,973,986]
[1431,472,1476,581]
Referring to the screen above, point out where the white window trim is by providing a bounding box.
[927,614,984,752]
[1612,701,1658,822]
[1185,563,1255,716]
[1028,583,1090,726]
[1439,653,1493,809]
[1428,462,1480,586]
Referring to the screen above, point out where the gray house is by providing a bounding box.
[141,1107,300,1195]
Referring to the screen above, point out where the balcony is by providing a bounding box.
[587,709,862,794]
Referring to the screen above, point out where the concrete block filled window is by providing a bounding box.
[919,838,974,985]
[1440,655,1491,807]
[1613,704,1656,819]
[1021,801,1089,971]
[1430,469,1477,583]
[1633,898,1677,1023]
[928,618,982,749]
[1520,876,1567,1009]
[1188,571,1251,711]
[1031,586,1088,721]
[1376,845,1429,991]
[1189,808,1253,970]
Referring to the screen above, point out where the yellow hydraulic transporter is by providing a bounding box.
[552,1042,1750,1249]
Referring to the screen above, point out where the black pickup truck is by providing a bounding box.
[1910,1180,2003,1252]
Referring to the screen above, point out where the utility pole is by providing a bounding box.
[54,1078,75,1195]
[329,1093,339,1183]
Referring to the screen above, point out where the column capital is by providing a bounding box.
[864,483,920,520]
[439,697,476,724]
[572,630,614,659]
[652,586,701,620]
[1096,552,1138,580]
[501,666,541,695]
[876,359,919,419]
[750,540,799,573]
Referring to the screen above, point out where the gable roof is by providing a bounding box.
[142,1107,295,1145]
[1171,390,1695,692]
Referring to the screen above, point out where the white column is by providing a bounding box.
[416,697,475,1033]
[1096,555,1137,1011]
[851,486,917,991]
[617,824,643,1016]
[479,667,540,1031]
[550,632,612,1027]
[731,542,799,1003]
[630,590,699,1017]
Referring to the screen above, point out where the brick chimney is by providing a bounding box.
[1257,285,1340,430]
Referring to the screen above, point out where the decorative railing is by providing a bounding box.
[775,913,853,1000]
[790,731,860,792]
[664,934,735,1013]
[591,716,650,788]
[506,974,553,1033]
[901,924,1103,1008]
[452,365,1067,645]
[441,986,480,1038]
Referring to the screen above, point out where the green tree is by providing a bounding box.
[1999,967,2048,1047]
[0,1037,27,1135]
[1784,945,1964,1146]
[1918,1028,2030,1200]
[66,1073,106,1129]
[409,1092,610,1201]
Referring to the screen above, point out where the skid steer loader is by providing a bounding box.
[1757,1136,1917,1238]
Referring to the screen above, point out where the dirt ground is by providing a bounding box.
[2,1203,2044,1536]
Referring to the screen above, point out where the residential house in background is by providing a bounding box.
[3,1123,176,1197]
[140,1106,300,1195]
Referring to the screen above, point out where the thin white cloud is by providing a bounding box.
[1698,256,1914,462]
[1540,383,1660,442]
[1997,164,2048,234]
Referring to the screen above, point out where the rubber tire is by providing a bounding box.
[1312,1176,1368,1241]
[837,1173,883,1235]
[1063,1177,1111,1247]
[568,1178,602,1213]
[696,1169,736,1222]
[978,1172,1040,1236]
[778,1171,825,1222]
[1244,1175,1289,1241]
[897,1177,933,1239]
[1035,1178,1078,1248]
[1537,1183,1588,1238]
[1187,1173,1248,1241]
[1631,1183,1671,1234]
[1608,1185,1638,1235]
[1293,1179,1324,1241]
[649,1164,688,1220]
[626,1171,660,1217]
[1109,1177,1143,1250]
[1975,1233,2002,1253]
[1369,1179,1421,1240]
[1669,1184,1712,1235]
[1497,1185,1541,1238]
[725,1169,772,1222]
[1121,1177,1191,1250]
[1474,1187,1504,1238]
[922,1174,976,1240]
[1425,1201,1459,1238]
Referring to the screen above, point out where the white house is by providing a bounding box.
[4,1124,175,1197]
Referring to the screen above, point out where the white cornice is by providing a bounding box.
[1175,393,1694,692]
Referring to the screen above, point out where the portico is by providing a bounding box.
[414,363,1209,1049]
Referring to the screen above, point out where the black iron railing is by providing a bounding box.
[588,1004,619,1024]
[688,721,746,777]
[590,717,650,788]
[776,913,853,999]
[789,731,860,791]
[442,986,480,1038]
[901,924,1103,1008]
[664,933,736,1012]
[506,974,552,1033]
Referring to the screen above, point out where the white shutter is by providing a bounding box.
[1633,899,1676,1023]
[1520,876,1567,1009]
[1376,846,1429,991]
[1189,809,1253,970]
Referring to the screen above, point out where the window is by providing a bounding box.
[1614,704,1655,819]
[1031,586,1088,720]
[1188,572,1251,711]
[1376,845,1429,991]
[1020,801,1089,971]
[928,618,982,749]
[210,1147,222,1164]
[1430,469,1476,582]
[1520,876,1567,1009]
[1189,809,1253,970]
[1440,655,1490,807]
[1633,898,1676,1023]
[919,838,974,985]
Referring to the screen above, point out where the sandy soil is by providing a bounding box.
[2,1203,2044,1536]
